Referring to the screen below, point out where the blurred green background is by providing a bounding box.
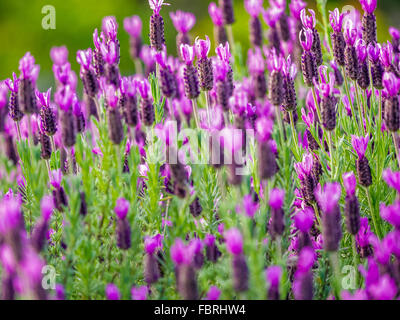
[0,0,399,90]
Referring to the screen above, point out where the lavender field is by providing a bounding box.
[0,0,400,301]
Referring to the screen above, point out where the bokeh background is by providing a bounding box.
[0,0,399,90]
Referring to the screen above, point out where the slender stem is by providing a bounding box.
[311,87,322,124]
[274,105,285,149]
[134,58,143,75]
[50,135,56,155]
[328,252,342,300]
[205,91,212,127]
[93,97,102,122]
[45,159,51,180]
[342,67,359,135]
[167,98,174,120]
[289,111,299,159]
[365,187,382,239]
[16,121,22,141]
[378,90,383,135]
[392,132,400,169]
[191,99,200,129]
[354,82,366,135]
[352,236,360,286]
[327,131,334,180]
[226,25,235,54]
[27,115,32,148]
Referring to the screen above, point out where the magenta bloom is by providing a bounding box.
[170,11,196,34]
[50,46,68,66]
[269,188,285,210]
[289,0,306,20]
[114,197,130,220]
[35,88,52,109]
[216,42,232,63]
[343,172,357,196]
[344,21,358,46]
[369,275,397,300]
[102,16,118,42]
[225,228,243,256]
[206,286,221,300]
[103,84,119,109]
[300,9,316,29]
[294,208,314,232]
[148,0,170,15]
[262,6,282,28]
[329,8,344,33]
[76,48,93,72]
[170,238,193,266]
[356,217,373,248]
[383,72,400,97]
[380,201,400,229]
[180,44,195,65]
[351,134,369,159]
[144,236,159,255]
[299,28,313,52]
[242,194,259,218]
[247,47,265,73]
[19,52,40,81]
[123,15,142,38]
[359,0,377,14]
[367,43,381,62]
[389,27,400,40]
[245,0,264,18]
[131,286,148,300]
[50,169,62,189]
[356,39,368,62]
[41,195,54,222]
[208,3,224,27]
[0,196,22,233]
[195,36,211,59]
[265,265,282,288]
[100,41,118,65]
[315,182,342,215]
[382,168,400,193]
[105,283,120,300]
[297,247,316,272]
[342,289,368,300]
[380,41,393,68]
[294,153,313,180]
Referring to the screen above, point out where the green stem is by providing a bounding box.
[289,111,300,160]
[392,132,400,169]
[365,187,383,239]
[342,67,359,135]
[205,90,212,127]
[327,131,334,180]
[274,105,285,149]
[192,99,200,129]
[352,236,360,287]
[354,82,366,135]
[328,251,342,300]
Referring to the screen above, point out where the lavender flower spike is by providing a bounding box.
[352,134,372,187]
[149,0,170,52]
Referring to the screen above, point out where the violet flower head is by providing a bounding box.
[35,88,52,109]
[382,168,400,193]
[242,194,259,218]
[359,0,377,14]
[356,39,368,62]
[144,236,159,255]
[344,20,358,46]
[102,16,118,42]
[105,284,120,300]
[209,3,224,27]
[123,15,142,38]
[297,247,316,272]
[343,172,357,196]
[225,228,243,256]
[380,201,400,229]
[195,36,211,60]
[367,43,381,62]
[100,41,118,65]
[369,275,397,300]
[131,286,148,300]
[351,134,369,159]
[41,195,54,222]
[294,153,313,180]
[383,72,400,97]
[262,6,282,28]
[265,265,282,288]
[294,208,314,232]
[50,46,68,66]
[19,52,38,80]
[216,42,232,63]
[103,84,119,109]
[115,197,130,220]
[301,108,314,128]
[76,48,93,72]
[0,196,22,233]
[180,44,195,65]
[245,0,264,18]
[356,217,373,248]
[269,188,285,210]
[299,28,313,52]
[247,47,265,73]
[380,41,393,68]
[5,72,20,93]
[329,8,344,33]
[170,238,193,266]
[155,49,168,69]
[138,79,152,100]
[389,27,400,41]
[289,0,306,20]
[214,59,229,82]
[206,286,221,300]
[149,0,170,15]
[50,169,62,189]
[315,182,342,214]
[170,11,196,34]
[300,9,316,29]
[55,85,74,111]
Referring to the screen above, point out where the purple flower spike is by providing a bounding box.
[329,8,344,33]
[35,88,52,108]
[170,238,193,266]
[104,84,119,109]
[100,41,118,65]
[383,72,400,97]
[144,236,159,255]
[50,46,68,66]
[356,39,367,62]
[367,43,381,62]
[301,108,315,128]
[269,188,285,210]
[299,28,313,52]
[289,0,306,20]
[225,228,243,256]
[102,16,118,42]
[115,197,130,220]
[209,3,224,27]
[123,16,142,38]
[149,0,170,15]
[105,284,120,300]
[300,9,316,29]
[206,286,221,300]
[138,79,152,100]
[180,44,195,65]
[265,265,282,288]
[131,286,148,300]
[344,20,358,46]
[50,169,62,189]
[76,49,93,72]
[369,275,397,300]
[294,153,313,180]
[389,27,400,41]
[242,194,259,218]
[216,42,232,63]
[55,85,74,111]
[195,36,211,59]
[382,168,400,193]
[351,134,369,159]
[359,0,377,14]
[297,247,316,272]
[315,182,342,215]
[255,116,274,141]
[170,11,196,34]
[41,195,54,221]
[343,172,357,196]
[262,6,282,28]
[245,0,264,18]
[0,196,22,233]
[380,41,393,68]
[294,208,314,232]
[380,201,400,229]
[215,60,229,81]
